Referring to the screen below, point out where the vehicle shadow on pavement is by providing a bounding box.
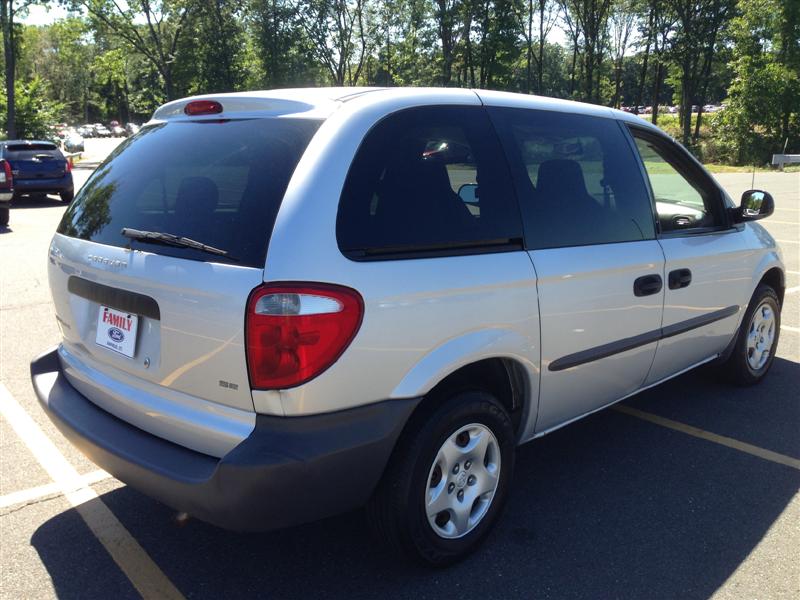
[32,359,799,599]
[10,196,65,210]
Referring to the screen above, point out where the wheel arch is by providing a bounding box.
[397,356,534,440]
[758,266,785,307]
[389,329,538,438]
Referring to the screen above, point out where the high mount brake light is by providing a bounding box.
[246,283,364,389]
[184,100,223,116]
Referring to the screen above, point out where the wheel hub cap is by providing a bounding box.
[746,302,776,371]
[425,423,501,539]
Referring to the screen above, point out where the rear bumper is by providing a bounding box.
[13,176,73,194]
[31,346,420,531]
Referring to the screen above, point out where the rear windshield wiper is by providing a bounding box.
[121,227,234,259]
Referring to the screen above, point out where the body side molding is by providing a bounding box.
[549,305,739,372]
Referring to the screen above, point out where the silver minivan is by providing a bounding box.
[32,88,784,565]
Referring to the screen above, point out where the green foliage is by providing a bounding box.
[0,77,64,139]
[1,0,795,165]
[707,0,800,164]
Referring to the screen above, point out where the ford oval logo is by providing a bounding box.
[108,327,125,343]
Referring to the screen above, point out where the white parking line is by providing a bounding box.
[786,286,800,295]
[0,383,185,600]
[782,325,800,333]
[0,469,110,509]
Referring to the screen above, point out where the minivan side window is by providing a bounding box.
[489,107,656,249]
[630,130,724,233]
[337,106,523,259]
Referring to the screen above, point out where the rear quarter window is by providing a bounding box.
[57,118,320,268]
[337,105,523,259]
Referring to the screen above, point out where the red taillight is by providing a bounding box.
[246,283,364,389]
[65,158,72,173]
[0,160,12,188]
[184,100,223,116]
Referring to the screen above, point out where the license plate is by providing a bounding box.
[95,305,138,358]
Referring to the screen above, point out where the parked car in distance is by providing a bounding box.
[77,125,94,138]
[0,140,74,203]
[111,125,126,137]
[63,129,85,153]
[0,158,12,226]
[94,124,112,138]
[125,122,140,136]
[32,88,784,566]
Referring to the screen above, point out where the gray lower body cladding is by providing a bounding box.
[31,347,420,531]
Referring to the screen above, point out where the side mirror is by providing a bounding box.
[458,183,479,203]
[733,189,774,223]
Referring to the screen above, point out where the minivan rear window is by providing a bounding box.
[58,118,321,267]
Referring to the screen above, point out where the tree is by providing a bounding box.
[608,0,636,107]
[569,0,613,102]
[1,0,40,137]
[298,0,374,86]
[433,0,462,85]
[518,0,558,93]
[712,0,800,163]
[77,0,192,100]
[182,0,246,93]
[0,76,63,138]
[668,0,735,145]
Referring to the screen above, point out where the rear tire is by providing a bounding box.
[719,284,780,386]
[367,391,515,566]
[60,191,74,203]
[0,206,8,227]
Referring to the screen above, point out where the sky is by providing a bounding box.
[20,4,74,25]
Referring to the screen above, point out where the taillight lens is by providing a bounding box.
[65,158,72,173]
[246,283,364,389]
[0,160,11,187]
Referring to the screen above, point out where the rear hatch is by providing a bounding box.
[49,116,321,414]
[5,142,67,179]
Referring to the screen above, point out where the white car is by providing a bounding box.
[32,88,784,565]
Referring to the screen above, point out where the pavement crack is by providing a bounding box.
[0,491,66,517]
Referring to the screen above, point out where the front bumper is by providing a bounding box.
[31,347,419,531]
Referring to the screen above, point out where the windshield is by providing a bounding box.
[58,118,321,267]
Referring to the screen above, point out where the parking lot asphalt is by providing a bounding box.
[1,167,798,599]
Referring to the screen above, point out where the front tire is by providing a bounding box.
[720,284,780,386]
[367,391,515,566]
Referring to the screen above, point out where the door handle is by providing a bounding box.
[634,274,663,297]
[668,268,692,290]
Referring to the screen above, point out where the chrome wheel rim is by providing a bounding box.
[746,301,776,371]
[425,423,501,539]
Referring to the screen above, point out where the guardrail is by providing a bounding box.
[64,152,82,168]
[771,154,800,170]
